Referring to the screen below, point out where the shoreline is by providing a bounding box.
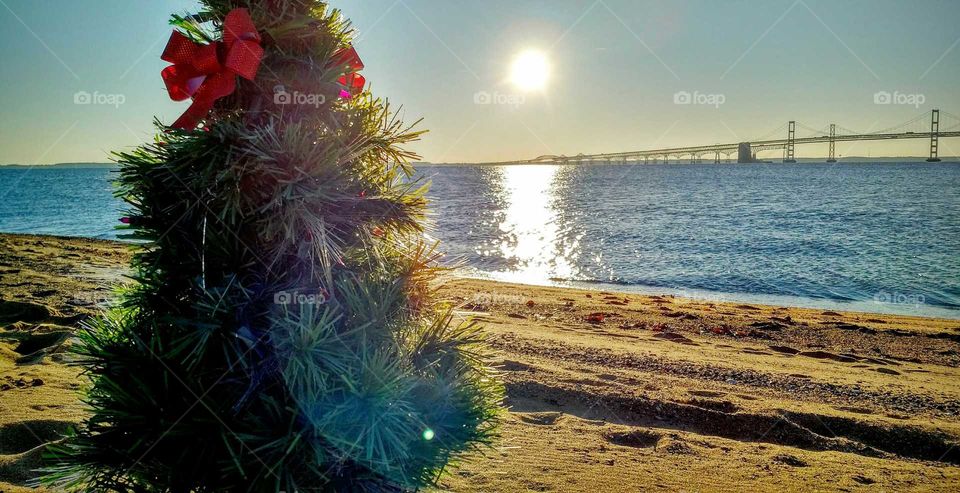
[450,270,960,321]
[4,231,954,321]
[2,232,959,491]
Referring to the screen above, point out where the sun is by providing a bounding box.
[509,50,550,91]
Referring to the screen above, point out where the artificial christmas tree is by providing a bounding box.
[45,1,502,491]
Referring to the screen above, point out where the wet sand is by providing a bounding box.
[1,233,959,492]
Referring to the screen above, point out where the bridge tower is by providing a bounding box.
[827,124,837,162]
[928,109,941,162]
[784,121,797,163]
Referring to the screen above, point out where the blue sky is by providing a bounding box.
[1,0,958,164]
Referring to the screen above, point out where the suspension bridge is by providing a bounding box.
[485,109,960,165]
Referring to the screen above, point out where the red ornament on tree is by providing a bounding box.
[330,46,365,98]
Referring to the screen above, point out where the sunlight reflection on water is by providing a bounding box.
[487,165,581,285]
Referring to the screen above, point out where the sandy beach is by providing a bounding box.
[1,233,959,492]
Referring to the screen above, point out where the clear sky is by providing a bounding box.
[1,0,958,164]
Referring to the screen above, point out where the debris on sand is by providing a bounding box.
[585,313,606,324]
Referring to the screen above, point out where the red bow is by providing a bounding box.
[331,46,365,97]
[161,8,263,129]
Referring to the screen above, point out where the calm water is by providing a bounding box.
[2,163,959,318]
[0,167,124,239]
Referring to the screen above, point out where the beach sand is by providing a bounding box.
[1,233,958,492]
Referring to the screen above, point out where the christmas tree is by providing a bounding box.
[45,1,502,491]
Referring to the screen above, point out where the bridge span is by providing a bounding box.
[482,109,959,165]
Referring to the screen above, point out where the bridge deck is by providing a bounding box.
[484,131,960,164]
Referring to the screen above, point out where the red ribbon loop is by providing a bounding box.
[160,8,263,129]
[331,46,366,97]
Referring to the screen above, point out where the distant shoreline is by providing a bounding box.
[0,162,116,169]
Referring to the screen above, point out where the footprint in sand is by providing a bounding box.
[0,300,53,324]
[652,332,698,345]
[0,420,74,455]
[768,345,799,355]
[1,325,72,365]
[604,429,661,448]
[834,406,875,415]
[518,412,564,426]
[687,390,726,398]
[852,475,877,485]
[773,453,809,467]
[749,320,786,331]
[661,437,696,455]
[498,360,535,372]
[684,398,738,413]
[798,350,859,363]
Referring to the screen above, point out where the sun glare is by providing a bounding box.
[509,50,550,91]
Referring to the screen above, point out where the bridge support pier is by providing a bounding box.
[737,142,753,163]
[928,109,941,162]
[827,124,837,162]
[714,151,720,164]
[784,121,797,163]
